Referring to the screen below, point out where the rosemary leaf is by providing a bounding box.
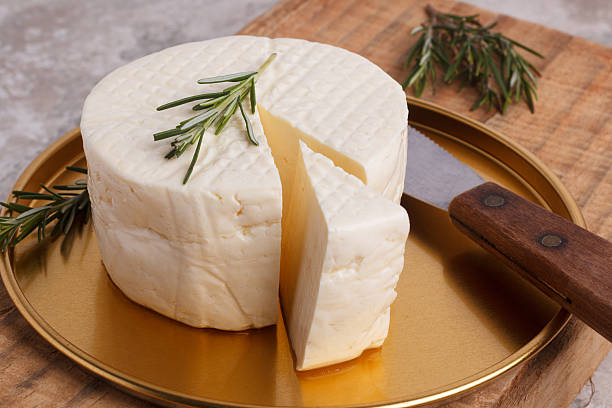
[40,184,64,200]
[444,41,469,83]
[509,39,545,58]
[1,202,31,213]
[154,128,186,141]
[484,46,509,101]
[183,129,204,184]
[404,35,425,68]
[66,166,88,174]
[249,79,256,114]
[52,185,87,191]
[215,98,239,135]
[180,109,217,131]
[156,92,228,111]
[197,71,257,84]
[239,100,258,146]
[193,94,229,110]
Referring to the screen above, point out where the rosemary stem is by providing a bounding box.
[255,53,277,80]
[154,53,277,184]
[404,5,542,114]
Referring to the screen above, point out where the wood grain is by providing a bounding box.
[449,182,612,342]
[238,1,612,406]
[0,0,610,407]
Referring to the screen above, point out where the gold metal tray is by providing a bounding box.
[0,98,582,407]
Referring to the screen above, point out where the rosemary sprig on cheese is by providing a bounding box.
[153,53,277,184]
[0,167,90,252]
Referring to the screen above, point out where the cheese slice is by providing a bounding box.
[281,142,409,370]
[81,36,409,334]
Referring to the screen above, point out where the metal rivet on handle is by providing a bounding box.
[483,194,506,208]
[539,233,564,248]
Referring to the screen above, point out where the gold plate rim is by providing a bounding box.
[0,99,580,407]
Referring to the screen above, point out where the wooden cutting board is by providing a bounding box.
[238,1,612,407]
[0,1,609,407]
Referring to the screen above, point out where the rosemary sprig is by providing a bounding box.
[0,167,90,252]
[154,53,277,184]
[403,5,543,113]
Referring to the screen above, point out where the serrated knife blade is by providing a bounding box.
[401,125,612,343]
[404,127,485,210]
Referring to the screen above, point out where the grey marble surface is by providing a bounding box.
[0,1,610,407]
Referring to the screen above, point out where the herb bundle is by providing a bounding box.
[0,167,90,252]
[403,5,543,113]
[153,53,277,184]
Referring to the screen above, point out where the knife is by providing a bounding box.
[404,127,612,343]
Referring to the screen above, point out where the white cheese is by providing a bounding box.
[281,142,409,371]
[81,38,283,330]
[258,37,408,206]
[81,35,409,335]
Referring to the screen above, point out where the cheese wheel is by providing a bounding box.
[81,36,408,332]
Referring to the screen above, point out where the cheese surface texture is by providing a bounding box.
[256,37,408,205]
[81,35,409,333]
[281,143,410,370]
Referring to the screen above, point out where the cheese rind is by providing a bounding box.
[281,142,410,370]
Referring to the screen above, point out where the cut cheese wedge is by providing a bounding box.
[281,142,410,370]
[80,35,409,333]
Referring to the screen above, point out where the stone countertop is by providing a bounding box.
[0,1,610,407]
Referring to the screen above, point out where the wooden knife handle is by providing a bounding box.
[449,182,612,343]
